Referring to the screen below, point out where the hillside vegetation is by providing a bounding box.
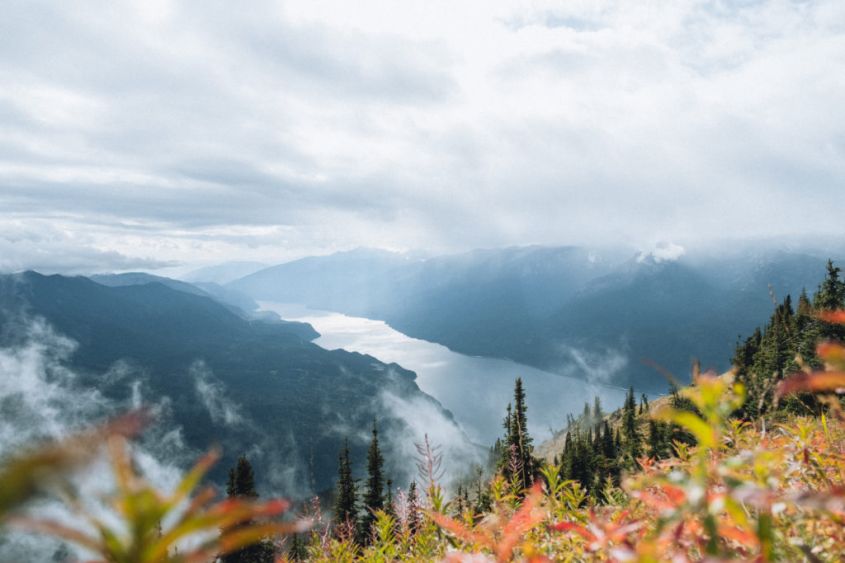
[2,262,845,561]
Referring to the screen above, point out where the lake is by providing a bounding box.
[261,302,627,446]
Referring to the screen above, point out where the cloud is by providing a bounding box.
[377,389,485,491]
[0,318,186,560]
[637,242,686,264]
[190,361,245,427]
[557,345,629,386]
[0,0,844,270]
[0,220,178,274]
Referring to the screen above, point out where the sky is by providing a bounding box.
[1,0,844,273]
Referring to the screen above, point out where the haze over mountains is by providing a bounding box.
[0,241,841,502]
[229,244,844,393]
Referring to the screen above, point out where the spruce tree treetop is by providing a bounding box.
[506,377,535,491]
[226,456,258,499]
[334,438,357,526]
[222,456,275,563]
[815,260,845,311]
[360,420,385,543]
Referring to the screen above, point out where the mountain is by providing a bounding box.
[182,261,269,285]
[0,271,468,495]
[229,246,841,393]
[230,248,419,315]
[91,272,209,297]
[91,272,261,318]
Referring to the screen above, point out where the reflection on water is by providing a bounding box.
[261,302,627,446]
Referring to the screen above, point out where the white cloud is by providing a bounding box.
[637,241,686,264]
[0,319,185,560]
[190,361,244,427]
[1,0,843,270]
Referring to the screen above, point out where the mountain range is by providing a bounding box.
[228,245,842,393]
[0,271,468,496]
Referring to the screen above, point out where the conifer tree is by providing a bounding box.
[504,378,535,491]
[334,439,357,528]
[287,534,307,561]
[226,455,258,499]
[407,481,421,536]
[222,456,275,563]
[385,479,395,519]
[360,420,385,543]
[647,419,670,460]
[814,260,845,312]
[814,260,845,341]
[622,387,641,463]
[601,420,620,484]
[592,396,603,425]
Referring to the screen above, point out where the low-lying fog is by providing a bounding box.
[261,302,628,445]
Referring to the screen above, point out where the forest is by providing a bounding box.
[2,262,845,562]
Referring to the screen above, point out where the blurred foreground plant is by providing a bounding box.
[0,416,306,562]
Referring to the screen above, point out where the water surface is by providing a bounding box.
[261,302,627,446]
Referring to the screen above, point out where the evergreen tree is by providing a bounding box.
[504,378,535,491]
[407,481,421,536]
[601,420,620,484]
[814,260,845,341]
[497,404,513,472]
[814,260,845,312]
[385,479,395,518]
[226,455,258,499]
[222,456,275,563]
[647,419,670,460]
[592,396,603,425]
[287,534,307,561]
[333,439,357,528]
[360,420,385,543]
[622,387,642,463]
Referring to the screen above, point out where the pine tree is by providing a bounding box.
[360,420,385,543]
[222,456,275,563]
[601,420,620,484]
[497,404,513,472]
[505,378,535,491]
[334,439,357,529]
[622,387,641,464]
[287,534,307,561]
[592,396,603,425]
[647,419,670,460]
[814,260,845,312]
[407,481,421,536]
[385,479,395,518]
[227,455,258,499]
[815,260,845,341]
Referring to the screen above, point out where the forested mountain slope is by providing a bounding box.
[0,271,465,495]
[231,247,841,392]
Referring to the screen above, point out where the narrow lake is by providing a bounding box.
[261,302,627,446]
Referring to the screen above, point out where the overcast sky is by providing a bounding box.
[1,0,844,273]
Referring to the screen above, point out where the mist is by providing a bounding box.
[0,319,185,561]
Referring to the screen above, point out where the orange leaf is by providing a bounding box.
[818,310,845,324]
[428,510,493,549]
[776,371,845,397]
[550,521,597,542]
[496,482,546,562]
[719,524,758,548]
[817,342,845,368]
